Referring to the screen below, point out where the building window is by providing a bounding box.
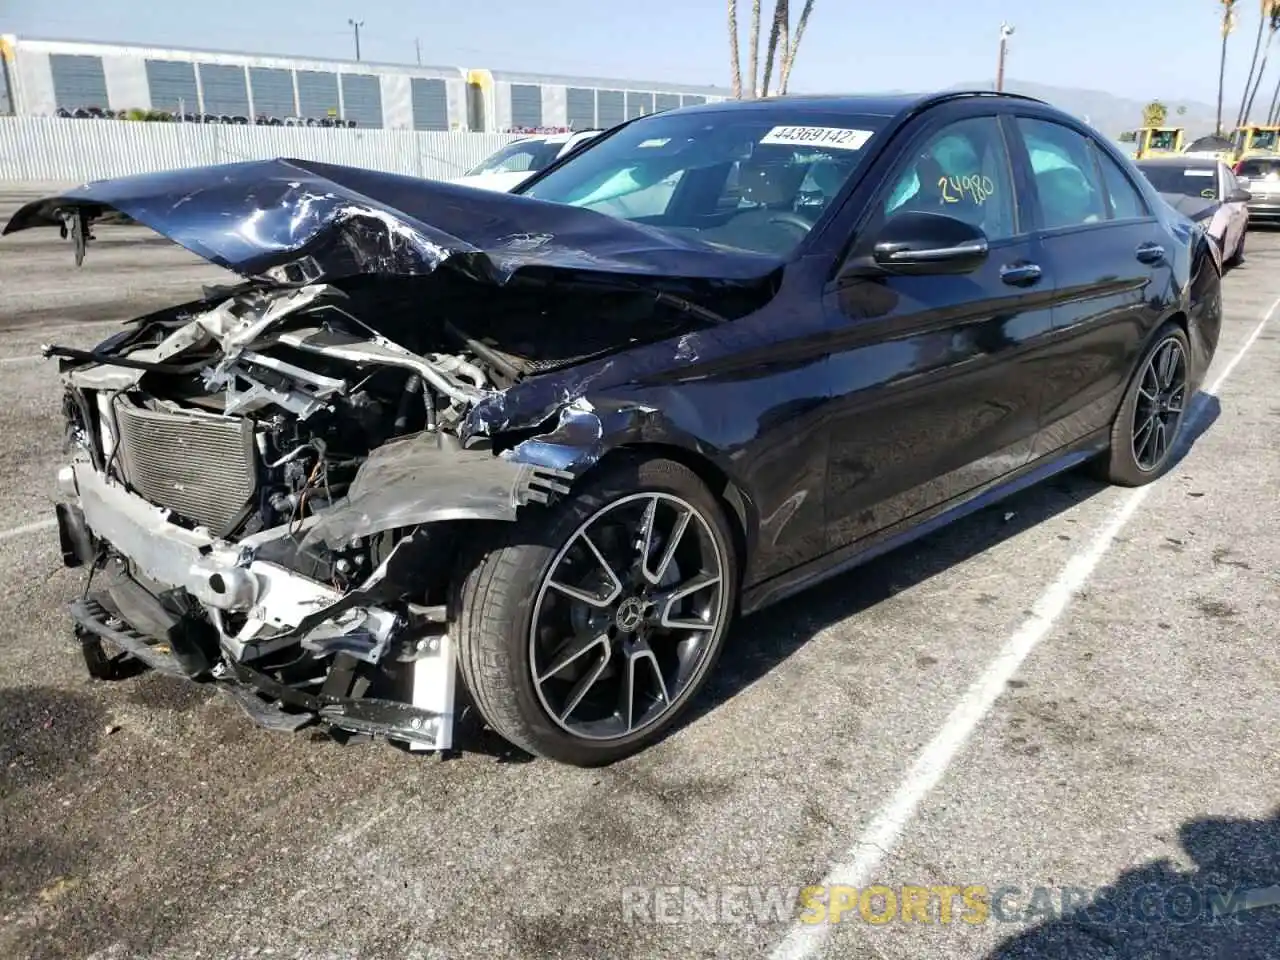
[144,59,197,115]
[566,87,595,129]
[654,93,680,113]
[597,89,624,127]
[626,92,655,119]
[296,69,340,121]
[340,74,382,127]
[198,63,249,117]
[249,67,295,118]
[411,77,448,130]
[0,61,10,115]
[50,54,109,112]
[510,83,542,129]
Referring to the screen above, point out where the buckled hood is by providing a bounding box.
[2,158,783,289]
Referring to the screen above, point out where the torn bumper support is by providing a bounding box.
[69,596,455,746]
[57,460,458,750]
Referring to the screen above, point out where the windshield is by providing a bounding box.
[1249,129,1279,151]
[520,109,887,256]
[1137,163,1219,199]
[467,139,564,177]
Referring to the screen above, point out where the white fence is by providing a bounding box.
[0,117,523,183]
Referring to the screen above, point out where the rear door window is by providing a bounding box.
[1015,118,1108,229]
[1094,149,1149,220]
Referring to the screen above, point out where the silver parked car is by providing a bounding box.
[1233,154,1280,226]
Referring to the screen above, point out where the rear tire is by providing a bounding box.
[452,455,738,766]
[1092,323,1192,487]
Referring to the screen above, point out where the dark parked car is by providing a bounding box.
[4,91,1221,766]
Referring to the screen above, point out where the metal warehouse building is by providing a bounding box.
[0,35,726,133]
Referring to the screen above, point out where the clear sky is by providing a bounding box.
[0,0,1270,107]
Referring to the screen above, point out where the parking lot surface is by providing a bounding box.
[0,186,1275,960]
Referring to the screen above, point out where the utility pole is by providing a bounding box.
[415,38,422,66]
[995,22,1015,93]
[348,18,364,61]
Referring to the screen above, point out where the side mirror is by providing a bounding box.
[1228,187,1252,202]
[867,211,990,276]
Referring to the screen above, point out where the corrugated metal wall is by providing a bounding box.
[0,117,521,182]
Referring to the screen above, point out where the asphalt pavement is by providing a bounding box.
[0,186,1275,960]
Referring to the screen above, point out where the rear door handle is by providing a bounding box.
[1000,262,1042,286]
[1136,242,1165,264]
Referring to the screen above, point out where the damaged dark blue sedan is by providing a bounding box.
[5,91,1221,765]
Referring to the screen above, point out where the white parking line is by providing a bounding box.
[769,297,1280,960]
[0,355,43,364]
[0,518,57,542]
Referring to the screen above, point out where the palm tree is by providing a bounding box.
[733,1,818,100]
[728,0,743,98]
[778,0,816,94]
[1242,2,1280,123]
[760,0,788,97]
[1235,0,1269,128]
[747,0,762,97]
[1219,0,1239,134]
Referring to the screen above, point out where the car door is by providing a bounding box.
[1010,116,1174,456]
[822,109,1057,550]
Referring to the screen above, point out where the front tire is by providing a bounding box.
[453,456,738,765]
[1093,323,1192,487]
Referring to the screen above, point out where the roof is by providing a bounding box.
[1135,155,1220,168]
[669,90,1050,118]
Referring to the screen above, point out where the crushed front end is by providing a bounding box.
[52,282,574,751]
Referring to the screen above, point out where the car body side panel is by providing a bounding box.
[821,238,1056,549]
[1030,219,1174,454]
[1003,116,1184,456]
[462,260,840,589]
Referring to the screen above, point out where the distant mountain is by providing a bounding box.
[948,80,1219,139]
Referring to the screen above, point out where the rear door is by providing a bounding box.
[822,107,1057,549]
[1009,116,1173,455]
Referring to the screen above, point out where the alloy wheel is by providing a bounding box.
[529,492,729,741]
[1132,336,1187,472]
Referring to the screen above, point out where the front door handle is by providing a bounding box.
[1136,242,1165,264]
[1000,262,1043,286]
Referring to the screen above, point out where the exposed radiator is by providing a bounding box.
[112,398,257,536]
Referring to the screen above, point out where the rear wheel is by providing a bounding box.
[453,456,738,766]
[1093,323,1192,486]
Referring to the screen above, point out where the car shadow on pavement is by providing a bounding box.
[686,463,1108,730]
[678,393,1222,739]
[447,396,1223,761]
[987,808,1280,959]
